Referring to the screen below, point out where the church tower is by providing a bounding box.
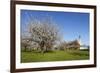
[78,35,81,46]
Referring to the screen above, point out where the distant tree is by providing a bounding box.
[21,32,32,51]
[21,38,30,51]
[57,41,67,50]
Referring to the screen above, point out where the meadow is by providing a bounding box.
[21,49,89,63]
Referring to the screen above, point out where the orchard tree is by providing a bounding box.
[21,38,30,51]
[28,17,61,53]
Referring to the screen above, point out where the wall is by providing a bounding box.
[0,0,100,73]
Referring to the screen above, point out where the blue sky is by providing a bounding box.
[21,10,90,45]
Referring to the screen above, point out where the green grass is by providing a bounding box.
[21,50,89,63]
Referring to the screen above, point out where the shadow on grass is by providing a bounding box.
[23,50,55,54]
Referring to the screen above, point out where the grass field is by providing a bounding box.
[21,50,89,63]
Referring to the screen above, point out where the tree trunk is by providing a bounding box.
[24,46,27,52]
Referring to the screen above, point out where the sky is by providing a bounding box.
[21,10,90,45]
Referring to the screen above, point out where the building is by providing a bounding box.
[55,35,88,50]
[65,40,80,50]
[65,35,89,50]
